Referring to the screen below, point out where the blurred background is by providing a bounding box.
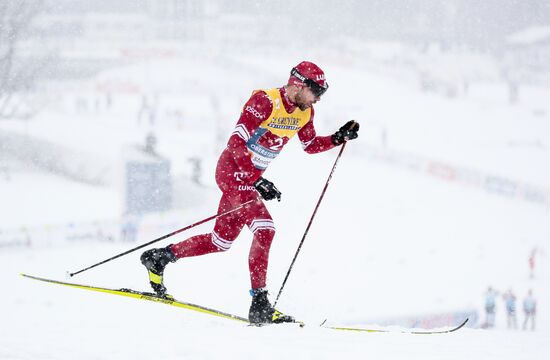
[1,0,549,333]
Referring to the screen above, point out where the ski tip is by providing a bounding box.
[454,317,469,331]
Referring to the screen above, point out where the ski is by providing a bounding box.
[21,273,305,327]
[320,318,469,334]
[23,273,462,333]
[21,273,251,323]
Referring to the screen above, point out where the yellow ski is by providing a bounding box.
[21,273,249,323]
[320,318,469,334]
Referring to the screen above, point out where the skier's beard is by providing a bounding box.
[294,89,311,111]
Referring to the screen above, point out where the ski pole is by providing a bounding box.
[274,141,349,307]
[69,198,257,277]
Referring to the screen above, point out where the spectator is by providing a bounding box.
[502,289,517,329]
[522,289,536,331]
[137,95,150,125]
[144,132,157,155]
[106,93,112,110]
[483,286,498,328]
[528,248,536,279]
[121,214,139,242]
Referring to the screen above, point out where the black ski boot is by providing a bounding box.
[248,288,295,325]
[140,245,177,297]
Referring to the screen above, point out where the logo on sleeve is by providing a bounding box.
[245,106,263,119]
[234,172,245,182]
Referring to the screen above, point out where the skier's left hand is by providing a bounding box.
[254,177,282,202]
[332,120,359,145]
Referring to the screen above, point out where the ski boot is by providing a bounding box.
[248,288,295,325]
[140,245,177,297]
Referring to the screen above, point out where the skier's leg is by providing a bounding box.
[246,202,294,324]
[170,194,247,257]
[247,212,275,290]
[141,192,247,295]
[249,227,275,290]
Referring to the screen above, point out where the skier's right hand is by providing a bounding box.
[254,177,281,202]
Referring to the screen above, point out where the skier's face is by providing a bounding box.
[295,86,320,111]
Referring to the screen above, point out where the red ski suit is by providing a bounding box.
[170,87,335,289]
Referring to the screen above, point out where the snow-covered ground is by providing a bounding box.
[1,53,549,359]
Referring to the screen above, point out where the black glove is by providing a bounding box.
[254,177,281,202]
[332,120,359,145]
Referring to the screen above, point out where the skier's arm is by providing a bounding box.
[297,109,336,154]
[227,91,272,183]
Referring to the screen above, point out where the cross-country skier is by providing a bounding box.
[140,61,359,324]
